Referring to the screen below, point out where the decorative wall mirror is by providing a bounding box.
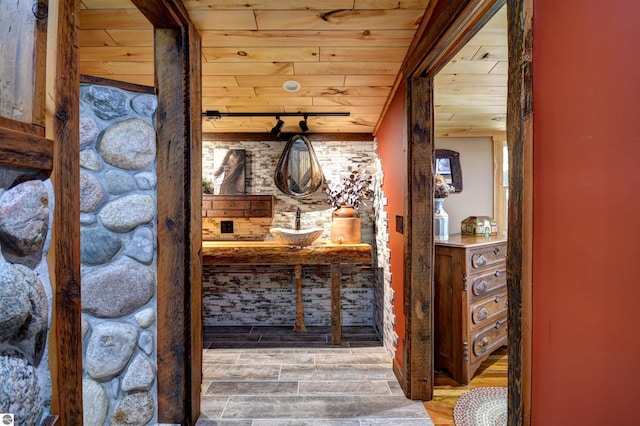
[274,134,324,197]
[435,149,463,192]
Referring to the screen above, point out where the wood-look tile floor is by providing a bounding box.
[423,346,509,425]
[198,326,434,425]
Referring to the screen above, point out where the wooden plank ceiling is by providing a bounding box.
[79,0,506,136]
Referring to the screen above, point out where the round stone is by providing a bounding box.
[0,351,43,426]
[121,354,154,392]
[124,227,154,265]
[0,263,48,341]
[98,194,155,232]
[80,171,105,213]
[85,322,138,381]
[99,119,156,170]
[0,269,31,341]
[82,85,129,120]
[138,331,154,355]
[82,379,109,426]
[0,180,49,257]
[80,149,103,171]
[80,213,97,226]
[80,116,101,147]
[82,260,155,318]
[104,170,134,195]
[134,308,155,329]
[131,94,158,117]
[134,171,156,190]
[81,228,122,265]
[111,392,154,426]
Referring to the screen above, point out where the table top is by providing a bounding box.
[202,240,372,265]
[435,233,507,248]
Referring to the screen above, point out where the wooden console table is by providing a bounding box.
[202,241,372,344]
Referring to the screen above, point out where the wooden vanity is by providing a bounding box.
[434,233,508,384]
[202,241,372,344]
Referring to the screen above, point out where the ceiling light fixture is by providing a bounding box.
[299,115,309,132]
[282,80,301,92]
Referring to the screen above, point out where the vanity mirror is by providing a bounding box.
[274,134,324,197]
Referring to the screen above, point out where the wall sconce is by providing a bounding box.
[270,117,285,137]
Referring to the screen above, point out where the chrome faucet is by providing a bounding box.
[295,208,301,230]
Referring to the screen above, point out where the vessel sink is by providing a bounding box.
[270,227,324,247]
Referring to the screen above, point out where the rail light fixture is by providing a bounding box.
[202,110,350,135]
[270,117,285,137]
[299,115,309,132]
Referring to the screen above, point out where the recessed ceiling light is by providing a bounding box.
[282,80,301,92]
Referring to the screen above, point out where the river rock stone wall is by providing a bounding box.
[0,174,53,426]
[79,83,158,426]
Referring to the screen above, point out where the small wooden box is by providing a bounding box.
[461,216,497,236]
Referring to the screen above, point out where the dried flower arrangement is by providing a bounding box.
[434,174,455,198]
[326,164,373,209]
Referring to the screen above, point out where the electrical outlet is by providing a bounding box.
[396,215,404,234]
[221,220,234,233]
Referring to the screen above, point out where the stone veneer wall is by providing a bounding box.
[0,173,53,425]
[79,84,158,425]
[202,139,396,355]
[371,156,398,359]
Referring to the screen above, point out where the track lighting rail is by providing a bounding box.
[202,110,351,135]
[202,111,350,119]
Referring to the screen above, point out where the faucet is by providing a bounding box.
[295,208,301,230]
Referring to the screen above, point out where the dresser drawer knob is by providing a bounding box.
[494,270,501,277]
[494,247,500,254]
[473,254,487,267]
[475,280,487,293]
[494,295,502,303]
[477,307,489,321]
[495,320,505,329]
[478,337,489,347]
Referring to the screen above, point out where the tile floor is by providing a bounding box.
[197,326,434,425]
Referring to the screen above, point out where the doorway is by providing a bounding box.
[426,4,509,420]
[401,0,532,423]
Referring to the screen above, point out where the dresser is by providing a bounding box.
[434,234,508,384]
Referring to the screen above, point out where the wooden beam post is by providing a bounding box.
[47,0,83,424]
[402,74,435,400]
[507,0,533,424]
[154,26,189,423]
[130,1,203,422]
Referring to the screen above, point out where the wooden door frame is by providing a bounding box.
[18,0,202,424]
[400,0,532,424]
[130,1,203,424]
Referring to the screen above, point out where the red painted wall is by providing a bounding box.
[376,83,407,364]
[533,0,640,424]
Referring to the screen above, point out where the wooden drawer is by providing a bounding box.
[471,291,508,327]
[472,314,507,358]
[469,243,507,273]
[246,209,272,217]
[250,200,272,210]
[207,209,242,217]
[470,267,506,299]
[211,200,251,210]
[202,194,273,218]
